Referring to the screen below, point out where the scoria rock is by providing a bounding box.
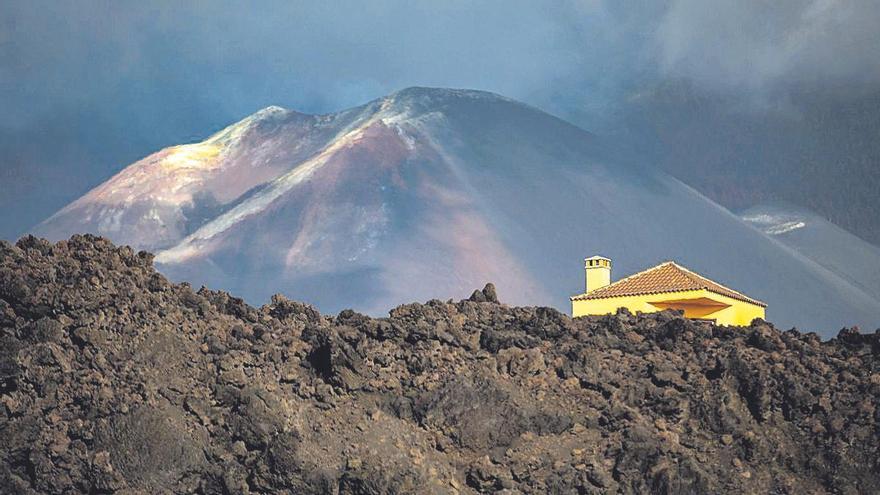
[0,235,878,494]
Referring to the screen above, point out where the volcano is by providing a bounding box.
[33,87,880,334]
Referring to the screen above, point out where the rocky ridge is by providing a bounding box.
[1,235,878,494]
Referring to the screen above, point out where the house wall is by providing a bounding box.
[571,289,765,326]
[698,292,766,326]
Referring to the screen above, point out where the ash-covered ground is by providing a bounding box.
[1,235,878,494]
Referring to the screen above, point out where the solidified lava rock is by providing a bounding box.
[0,235,878,494]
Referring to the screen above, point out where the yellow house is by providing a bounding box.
[570,256,766,326]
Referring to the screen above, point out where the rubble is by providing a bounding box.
[0,235,878,494]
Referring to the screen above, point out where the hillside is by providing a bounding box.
[30,87,880,333]
[741,202,880,301]
[1,235,878,494]
[613,83,880,247]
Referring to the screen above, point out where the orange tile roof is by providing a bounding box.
[570,261,766,307]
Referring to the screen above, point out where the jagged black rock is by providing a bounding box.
[1,235,878,494]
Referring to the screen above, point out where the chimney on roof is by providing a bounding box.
[584,256,612,293]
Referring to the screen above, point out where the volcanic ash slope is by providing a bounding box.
[33,87,880,333]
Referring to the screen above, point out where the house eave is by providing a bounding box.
[571,287,766,308]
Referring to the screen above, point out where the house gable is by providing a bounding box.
[571,261,766,307]
[570,261,766,326]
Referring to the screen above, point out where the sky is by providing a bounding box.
[2,0,879,240]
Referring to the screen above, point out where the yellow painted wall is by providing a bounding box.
[694,292,766,326]
[571,289,765,326]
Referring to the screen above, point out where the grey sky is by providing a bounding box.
[2,0,879,239]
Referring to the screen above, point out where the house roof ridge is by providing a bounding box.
[669,261,766,307]
[570,261,671,301]
[570,260,766,307]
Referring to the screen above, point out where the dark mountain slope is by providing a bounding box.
[1,236,878,494]
[612,82,880,246]
[741,202,880,301]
